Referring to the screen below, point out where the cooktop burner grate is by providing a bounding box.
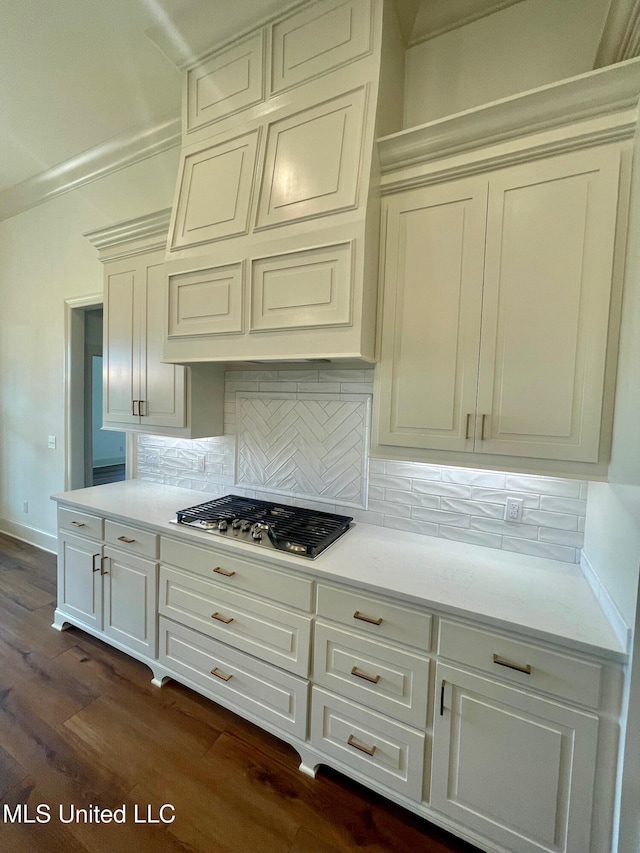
[175,494,353,558]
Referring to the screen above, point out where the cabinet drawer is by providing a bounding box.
[58,507,103,540]
[159,617,308,740]
[310,687,425,801]
[160,536,313,611]
[316,584,432,651]
[105,520,158,559]
[313,621,430,728]
[159,565,312,676]
[438,619,603,708]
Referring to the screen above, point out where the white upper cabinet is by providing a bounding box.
[374,143,625,469]
[88,211,224,439]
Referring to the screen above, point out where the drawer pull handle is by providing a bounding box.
[70,520,86,527]
[213,566,236,577]
[100,556,109,576]
[117,536,136,544]
[351,666,380,684]
[211,612,234,624]
[353,611,383,626]
[92,553,101,573]
[465,412,472,440]
[493,653,532,675]
[347,734,376,757]
[211,667,232,682]
[440,679,446,716]
[481,413,489,441]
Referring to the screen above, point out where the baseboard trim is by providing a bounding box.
[580,551,631,652]
[0,518,57,554]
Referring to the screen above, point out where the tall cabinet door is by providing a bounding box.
[140,254,186,429]
[376,178,488,451]
[57,533,103,630]
[103,261,140,427]
[476,146,621,461]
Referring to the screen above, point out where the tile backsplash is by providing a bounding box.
[136,368,587,563]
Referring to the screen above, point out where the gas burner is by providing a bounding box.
[174,495,352,559]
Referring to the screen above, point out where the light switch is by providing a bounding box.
[48,435,56,449]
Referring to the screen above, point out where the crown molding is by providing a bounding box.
[84,209,171,261]
[594,0,640,68]
[0,115,181,224]
[378,58,640,179]
[408,0,525,47]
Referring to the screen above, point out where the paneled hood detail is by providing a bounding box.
[160,0,403,365]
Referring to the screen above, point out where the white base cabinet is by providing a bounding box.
[53,500,622,853]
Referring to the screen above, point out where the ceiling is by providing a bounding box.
[0,0,627,203]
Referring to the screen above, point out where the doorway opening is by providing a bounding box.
[65,296,130,490]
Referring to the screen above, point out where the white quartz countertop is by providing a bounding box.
[52,480,627,663]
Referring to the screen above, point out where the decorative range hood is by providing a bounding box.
[154,0,403,364]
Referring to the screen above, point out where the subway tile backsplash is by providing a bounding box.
[136,369,587,563]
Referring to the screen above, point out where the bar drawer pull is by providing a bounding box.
[213,566,235,577]
[465,412,472,440]
[493,653,532,675]
[211,612,234,624]
[353,611,383,626]
[70,520,86,527]
[347,734,376,757]
[117,535,135,544]
[92,553,101,573]
[440,679,446,716]
[100,556,109,576]
[211,667,232,682]
[351,666,380,684]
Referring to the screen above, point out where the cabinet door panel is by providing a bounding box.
[103,265,139,426]
[432,664,598,853]
[477,147,620,461]
[57,534,102,629]
[376,179,488,450]
[141,257,186,428]
[103,547,157,657]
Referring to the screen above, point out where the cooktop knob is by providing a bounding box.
[231,518,242,530]
[217,520,228,532]
[240,520,251,533]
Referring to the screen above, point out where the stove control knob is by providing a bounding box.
[251,522,269,542]
[231,518,242,531]
[240,521,251,533]
[251,529,262,541]
[217,520,228,532]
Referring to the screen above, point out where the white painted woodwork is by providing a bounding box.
[103,547,157,657]
[104,520,158,560]
[57,532,103,631]
[271,0,373,93]
[186,32,265,136]
[160,535,314,611]
[255,88,366,229]
[376,177,488,452]
[310,686,426,800]
[313,621,430,727]
[167,261,244,338]
[158,616,308,739]
[477,147,621,461]
[57,507,103,541]
[438,620,603,709]
[375,144,623,464]
[250,242,353,331]
[103,249,185,430]
[432,664,599,853]
[158,565,312,676]
[170,130,260,251]
[316,583,433,650]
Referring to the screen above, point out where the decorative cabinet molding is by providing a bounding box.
[186,32,265,136]
[374,143,626,471]
[168,261,244,338]
[255,88,366,229]
[271,0,373,93]
[250,242,353,331]
[169,129,260,251]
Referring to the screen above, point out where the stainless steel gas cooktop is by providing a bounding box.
[174,494,353,559]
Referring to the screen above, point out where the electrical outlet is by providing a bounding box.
[48,435,56,449]
[505,497,524,522]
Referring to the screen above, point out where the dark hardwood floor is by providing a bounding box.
[0,532,480,853]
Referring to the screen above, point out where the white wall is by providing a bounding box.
[404,0,610,127]
[0,148,179,546]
